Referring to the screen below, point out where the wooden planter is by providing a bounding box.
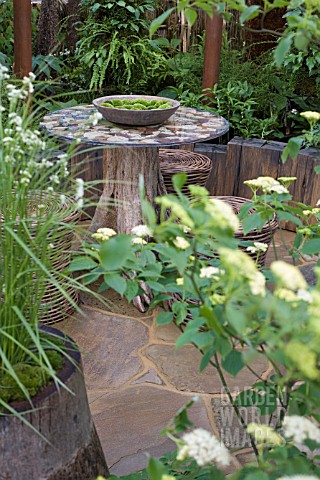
[0,327,109,479]
[200,138,320,231]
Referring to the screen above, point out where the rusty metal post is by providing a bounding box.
[202,12,223,103]
[13,0,32,78]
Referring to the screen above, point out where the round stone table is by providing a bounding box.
[42,105,229,233]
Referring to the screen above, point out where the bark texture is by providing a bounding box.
[36,0,61,55]
[89,146,165,233]
[0,336,109,479]
[65,0,82,51]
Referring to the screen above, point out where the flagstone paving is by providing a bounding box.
[58,230,315,476]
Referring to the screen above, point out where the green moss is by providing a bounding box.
[101,98,173,110]
[0,351,63,404]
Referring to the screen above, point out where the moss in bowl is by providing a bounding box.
[93,94,180,126]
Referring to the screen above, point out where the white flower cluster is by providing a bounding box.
[247,423,284,446]
[271,261,312,303]
[92,228,117,242]
[75,178,84,208]
[199,266,224,279]
[173,236,190,250]
[132,237,147,245]
[88,111,103,126]
[246,242,268,254]
[131,225,152,237]
[177,428,231,467]
[219,248,266,296]
[205,198,240,232]
[244,176,289,194]
[300,111,320,123]
[283,415,320,444]
[0,64,10,81]
[277,476,320,480]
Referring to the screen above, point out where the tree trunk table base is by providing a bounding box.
[89,146,165,234]
[88,146,166,312]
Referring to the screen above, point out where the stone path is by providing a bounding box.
[58,230,315,476]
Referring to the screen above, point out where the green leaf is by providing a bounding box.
[149,8,174,37]
[200,346,215,372]
[281,136,304,162]
[125,280,139,302]
[241,212,266,235]
[294,31,309,51]
[156,311,174,325]
[200,305,225,336]
[172,172,187,193]
[301,238,320,255]
[99,235,132,271]
[275,34,293,66]
[240,5,260,23]
[104,273,127,295]
[69,256,98,272]
[222,350,244,376]
[176,328,198,348]
[184,8,197,25]
[147,457,167,480]
[276,211,302,225]
[82,271,101,285]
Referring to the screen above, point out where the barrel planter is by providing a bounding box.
[0,327,109,479]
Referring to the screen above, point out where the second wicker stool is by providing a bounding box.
[159,149,212,197]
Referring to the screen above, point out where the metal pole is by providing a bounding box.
[13,0,32,78]
[202,12,223,102]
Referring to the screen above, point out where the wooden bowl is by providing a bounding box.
[92,95,180,126]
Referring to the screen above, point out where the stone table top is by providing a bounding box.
[42,105,229,148]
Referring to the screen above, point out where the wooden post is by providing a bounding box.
[13,0,32,78]
[202,12,223,102]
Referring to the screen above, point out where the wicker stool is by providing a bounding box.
[1,192,80,324]
[159,149,212,196]
[213,196,278,267]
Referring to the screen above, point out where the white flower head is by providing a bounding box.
[247,423,284,446]
[283,415,320,444]
[181,428,231,467]
[296,289,313,303]
[205,198,240,232]
[131,225,152,237]
[267,184,289,195]
[200,266,223,279]
[132,237,147,245]
[88,111,103,126]
[271,261,307,291]
[244,176,288,194]
[0,64,10,81]
[246,242,268,254]
[92,227,117,242]
[300,111,320,123]
[249,271,266,297]
[176,277,184,286]
[173,236,190,250]
[75,178,84,199]
[277,476,320,480]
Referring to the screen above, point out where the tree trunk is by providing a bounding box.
[36,0,61,55]
[65,0,82,51]
[89,146,165,234]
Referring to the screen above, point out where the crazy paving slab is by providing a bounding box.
[145,344,269,394]
[89,385,213,476]
[60,308,148,390]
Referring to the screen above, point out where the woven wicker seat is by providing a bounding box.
[159,149,212,196]
[1,192,80,324]
[168,196,278,327]
[213,196,278,267]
